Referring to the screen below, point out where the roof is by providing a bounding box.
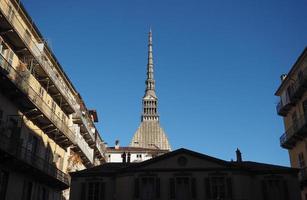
[130,121,171,150]
[70,163,136,177]
[71,148,298,177]
[275,47,307,95]
[106,146,169,153]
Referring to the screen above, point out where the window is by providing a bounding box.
[299,152,305,168]
[0,170,9,200]
[303,100,307,115]
[51,101,56,112]
[169,176,197,200]
[135,177,160,200]
[81,182,105,200]
[0,109,3,126]
[21,180,33,200]
[261,179,288,200]
[62,113,66,123]
[205,176,232,200]
[0,41,5,65]
[6,49,14,73]
[24,30,31,45]
[7,5,15,22]
[39,86,45,98]
[292,112,298,131]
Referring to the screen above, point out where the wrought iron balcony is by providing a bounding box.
[0,0,77,114]
[0,53,76,148]
[280,114,307,149]
[0,128,70,189]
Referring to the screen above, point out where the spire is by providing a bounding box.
[142,28,159,121]
[145,28,156,98]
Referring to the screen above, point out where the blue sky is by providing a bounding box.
[22,0,307,166]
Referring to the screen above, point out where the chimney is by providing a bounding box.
[115,140,120,150]
[236,148,242,162]
[280,74,287,82]
[122,152,126,163]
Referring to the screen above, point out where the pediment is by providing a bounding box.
[134,148,229,170]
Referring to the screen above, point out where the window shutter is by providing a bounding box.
[205,178,211,199]
[134,178,139,198]
[226,177,233,199]
[191,178,197,199]
[156,178,160,198]
[283,180,289,200]
[80,182,86,200]
[170,178,175,199]
[261,180,267,200]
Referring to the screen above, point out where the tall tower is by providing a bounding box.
[130,29,171,150]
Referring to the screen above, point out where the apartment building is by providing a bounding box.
[275,47,307,199]
[0,0,106,199]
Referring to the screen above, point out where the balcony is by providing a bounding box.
[0,53,76,148]
[280,114,307,149]
[0,127,70,189]
[71,133,94,167]
[277,69,307,117]
[0,0,77,114]
[276,99,294,117]
[95,136,106,162]
[73,112,96,145]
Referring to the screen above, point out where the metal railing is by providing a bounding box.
[280,114,307,146]
[0,0,77,112]
[0,129,70,185]
[76,133,94,163]
[96,136,106,157]
[0,53,76,144]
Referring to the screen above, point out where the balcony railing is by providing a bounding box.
[0,53,76,144]
[0,0,77,113]
[280,114,307,149]
[0,128,70,187]
[76,133,94,164]
[277,68,307,117]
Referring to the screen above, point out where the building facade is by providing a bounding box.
[0,0,106,199]
[105,141,168,163]
[130,29,171,151]
[70,148,301,200]
[275,47,307,199]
